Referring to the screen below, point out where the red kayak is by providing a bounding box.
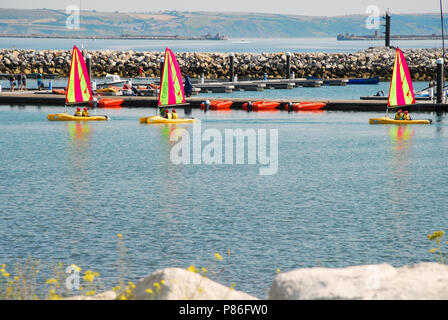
[288,102,326,111]
[243,101,280,111]
[98,98,124,109]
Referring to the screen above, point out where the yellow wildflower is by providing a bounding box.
[46,278,58,285]
[276,268,281,274]
[85,290,96,296]
[83,270,97,282]
[14,276,19,281]
[429,248,438,253]
[1,264,6,268]
[160,280,165,285]
[214,252,223,261]
[153,282,161,289]
[146,288,153,295]
[2,272,10,278]
[201,267,207,274]
[187,265,198,273]
[128,281,135,289]
[117,233,123,239]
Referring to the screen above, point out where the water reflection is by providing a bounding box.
[66,122,93,206]
[388,125,415,215]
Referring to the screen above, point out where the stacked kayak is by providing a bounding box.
[48,113,109,121]
[98,98,124,108]
[139,116,196,124]
[242,101,280,111]
[286,102,326,111]
[97,87,119,93]
[369,117,432,125]
[52,89,66,95]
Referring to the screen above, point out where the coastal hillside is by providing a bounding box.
[0,8,444,38]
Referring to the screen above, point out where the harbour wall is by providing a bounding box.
[0,47,446,81]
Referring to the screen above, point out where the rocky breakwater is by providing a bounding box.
[0,47,445,80]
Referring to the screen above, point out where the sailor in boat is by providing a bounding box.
[164,109,172,119]
[74,107,82,117]
[403,110,412,120]
[171,109,178,119]
[394,109,404,120]
[82,107,90,117]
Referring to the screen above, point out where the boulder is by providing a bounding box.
[268,262,448,300]
[134,268,259,300]
[66,290,117,300]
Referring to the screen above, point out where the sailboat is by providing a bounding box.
[369,48,432,124]
[48,45,109,121]
[139,48,196,124]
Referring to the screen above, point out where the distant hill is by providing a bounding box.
[0,8,444,38]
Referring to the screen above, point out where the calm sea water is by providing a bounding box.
[0,37,446,53]
[0,106,447,298]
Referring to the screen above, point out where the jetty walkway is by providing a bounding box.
[0,92,446,112]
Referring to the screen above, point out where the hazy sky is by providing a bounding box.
[0,0,443,16]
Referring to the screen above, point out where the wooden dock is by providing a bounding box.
[0,91,446,112]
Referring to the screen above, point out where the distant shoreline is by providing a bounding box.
[0,34,228,41]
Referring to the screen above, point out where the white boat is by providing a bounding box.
[98,74,127,87]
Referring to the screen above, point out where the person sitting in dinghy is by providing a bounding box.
[164,109,172,119]
[394,109,404,120]
[403,110,412,120]
[82,107,89,117]
[171,109,178,119]
[74,107,82,117]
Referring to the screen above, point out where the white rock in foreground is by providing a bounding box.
[269,262,448,300]
[134,268,259,300]
[66,290,117,300]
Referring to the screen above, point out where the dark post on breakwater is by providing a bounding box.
[159,57,164,79]
[286,52,291,79]
[383,11,391,47]
[437,58,444,103]
[86,54,92,82]
[229,52,235,82]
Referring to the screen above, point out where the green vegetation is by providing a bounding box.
[427,230,447,264]
[0,8,445,38]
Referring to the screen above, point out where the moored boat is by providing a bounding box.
[210,100,233,110]
[290,102,326,111]
[243,101,280,111]
[98,98,124,108]
[347,77,380,85]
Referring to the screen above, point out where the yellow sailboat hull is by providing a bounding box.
[48,113,109,121]
[139,116,196,124]
[369,117,431,124]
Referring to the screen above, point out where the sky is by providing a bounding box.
[0,0,443,16]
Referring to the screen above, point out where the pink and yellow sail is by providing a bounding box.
[158,48,186,106]
[66,45,93,104]
[388,48,415,107]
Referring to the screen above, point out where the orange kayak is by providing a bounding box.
[210,100,233,110]
[98,98,124,108]
[243,101,280,111]
[52,89,66,95]
[287,102,326,111]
